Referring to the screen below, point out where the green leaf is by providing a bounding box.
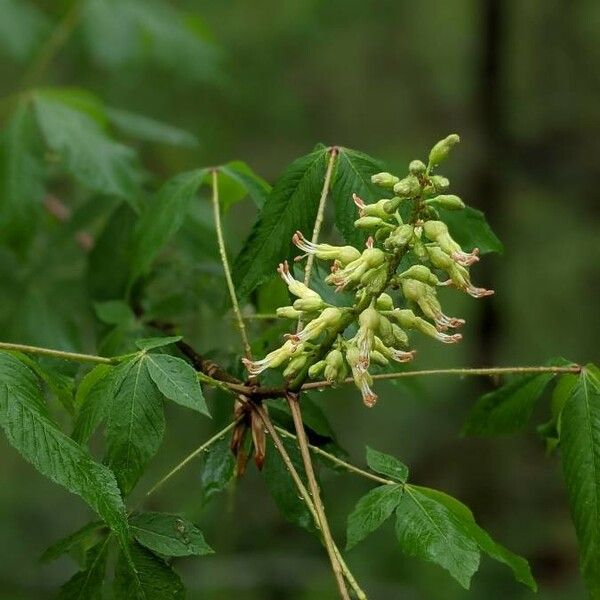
[0,352,130,552]
[33,90,140,198]
[366,447,409,483]
[233,148,329,299]
[463,371,558,436]
[0,103,45,253]
[107,107,198,147]
[129,168,206,284]
[114,541,185,600]
[332,147,385,247]
[438,206,503,255]
[57,538,110,600]
[41,521,104,563]
[201,436,235,500]
[146,353,209,416]
[130,512,213,557]
[415,486,536,591]
[346,484,403,550]
[105,356,165,494]
[135,336,182,351]
[264,437,315,532]
[560,364,600,598]
[395,486,480,589]
[72,364,113,444]
[0,0,49,62]
[216,161,271,210]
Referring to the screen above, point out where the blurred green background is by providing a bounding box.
[0,0,598,598]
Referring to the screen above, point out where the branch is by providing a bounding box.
[286,392,350,599]
[0,341,116,365]
[211,169,253,359]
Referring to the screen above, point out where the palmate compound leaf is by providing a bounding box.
[57,537,110,600]
[332,147,385,247]
[114,541,185,600]
[395,485,536,590]
[559,364,600,598]
[33,89,141,199]
[129,168,207,286]
[129,512,213,557]
[232,147,330,299]
[0,352,130,552]
[462,358,574,436]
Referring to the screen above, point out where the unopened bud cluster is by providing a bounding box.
[243,134,494,407]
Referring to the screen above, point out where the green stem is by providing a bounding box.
[143,420,239,500]
[21,1,82,88]
[0,341,115,365]
[211,169,253,359]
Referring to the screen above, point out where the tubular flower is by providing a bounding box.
[422,220,479,266]
[346,345,378,407]
[285,307,344,346]
[242,339,300,376]
[292,230,360,265]
[353,193,394,220]
[325,242,386,291]
[374,336,416,364]
[397,264,440,286]
[386,308,462,344]
[323,348,348,383]
[426,246,494,298]
[278,261,320,299]
[401,279,465,330]
[353,306,380,371]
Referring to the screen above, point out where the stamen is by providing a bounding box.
[366,236,374,249]
[360,380,378,408]
[277,261,294,286]
[466,285,495,298]
[391,349,416,363]
[435,332,463,344]
[452,248,480,267]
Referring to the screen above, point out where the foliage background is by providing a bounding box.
[0,0,598,598]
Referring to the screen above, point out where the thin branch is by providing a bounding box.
[286,393,350,599]
[303,147,338,287]
[274,426,394,487]
[251,402,366,600]
[143,420,239,500]
[21,1,82,88]
[0,341,116,365]
[301,364,582,390]
[211,169,253,359]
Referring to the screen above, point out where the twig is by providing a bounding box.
[303,147,338,287]
[143,420,239,500]
[286,393,350,599]
[211,170,253,359]
[0,341,116,365]
[21,1,82,88]
[252,402,366,600]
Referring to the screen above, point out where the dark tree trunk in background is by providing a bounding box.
[473,0,505,367]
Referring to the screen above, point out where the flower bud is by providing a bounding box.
[354,216,386,229]
[370,350,389,366]
[409,235,428,260]
[371,172,400,189]
[393,174,421,198]
[377,316,395,346]
[276,306,302,319]
[323,348,345,383]
[428,134,460,168]
[293,297,326,312]
[382,196,403,213]
[361,264,387,293]
[353,194,396,220]
[308,360,326,379]
[408,160,427,175]
[384,224,414,251]
[391,324,409,347]
[293,231,361,265]
[286,307,344,346]
[425,194,465,210]
[283,353,309,380]
[398,265,440,286]
[375,293,394,311]
[430,175,450,192]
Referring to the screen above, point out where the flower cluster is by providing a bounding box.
[242,134,494,407]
